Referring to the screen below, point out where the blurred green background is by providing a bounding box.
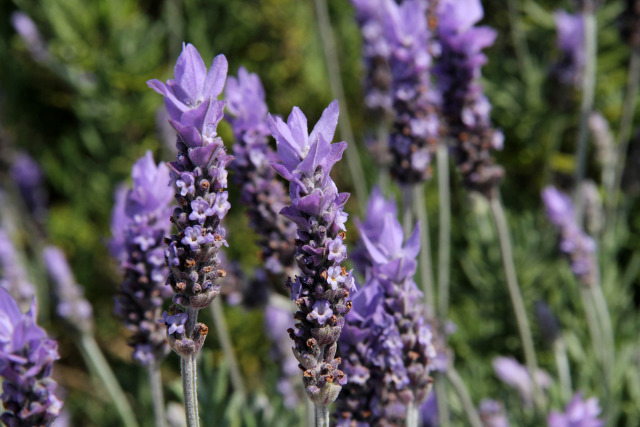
[1,0,639,425]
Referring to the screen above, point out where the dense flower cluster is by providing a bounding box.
[269,100,355,406]
[0,229,35,310]
[336,189,436,425]
[149,44,232,356]
[225,67,297,276]
[542,186,597,286]
[350,0,393,118]
[436,0,504,197]
[109,151,174,365]
[551,11,585,88]
[385,0,440,185]
[0,287,62,426]
[479,399,510,427]
[547,393,603,427]
[42,246,93,334]
[492,356,552,405]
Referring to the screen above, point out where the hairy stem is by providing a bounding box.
[574,11,597,222]
[488,193,544,413]
[437,143,451,320]
[148,362,167,427]
[605,45,640,236]
[406,401,419,427]
[314,404,329,427]
[210,298,246,399]
[414,185,435,310]
[182,307,200,427]
[78,333,139,427]
[313,0,368,213]
[553,338,572,401]
[435,378,451,427]
[446,367,482,427]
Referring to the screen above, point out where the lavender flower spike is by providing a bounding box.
[336,189,436,426]
[547,393,603,427]
[225,67,297,275]
[110,151,174,365]
[148,44,231,355]
[436,0,504,197]
[0,287,63,426]
[492,356,552,405]
[269,100,354,407]
[42,246,93,334]
[384,0,440,184]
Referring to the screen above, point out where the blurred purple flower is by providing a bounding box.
[0,287,63,426]
[269,100,353,406]
[336,189,436,425]
[10,12,49,63]
[225,67,297,276]
[551,11,585,88]
[42,246,93,333]
[547,393,603,427]
[109,151,174,365]
[492,356,552,404]
[383,0,440,184]
[479,399,510,427]
[421,392,438,426]
[542,186,597,286]
[436,0,504,197]
[10,152,48,222]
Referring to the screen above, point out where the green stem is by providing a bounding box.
[210,298,246,399]
[553,338,572,401]
[313,0,368,214]
[78,334,139,427]
[414,185,435,309]
[446,368,482,427]
[182,307,200,427]
[402,186,414,238]
[314,404,329,427]
[574,11,597,222]
[579,286,604,364]
[488,193,544,413]
[605,45,640,236]
[406,401,418,427]
[435,378,451,427]
[148,363,167,427]
[437,143,451,320]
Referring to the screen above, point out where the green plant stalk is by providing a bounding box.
[403,186,414,238]
[553,338,572,401]
[507,0,536,95]
[314,404,329,427]
[313,0,368,214]
[148,362,167,427]
[446,368,483,427]
[574,11,597,222]
[406,401,418,427]
[605,45,640,236]
[579,286,604,365]
[182,307,200,427]
[437,143,451,320]
[414,185,435,310]
[210,297,246,399]
[488,193,544,413]
[435,378,451,427]
[78,333,139,427]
